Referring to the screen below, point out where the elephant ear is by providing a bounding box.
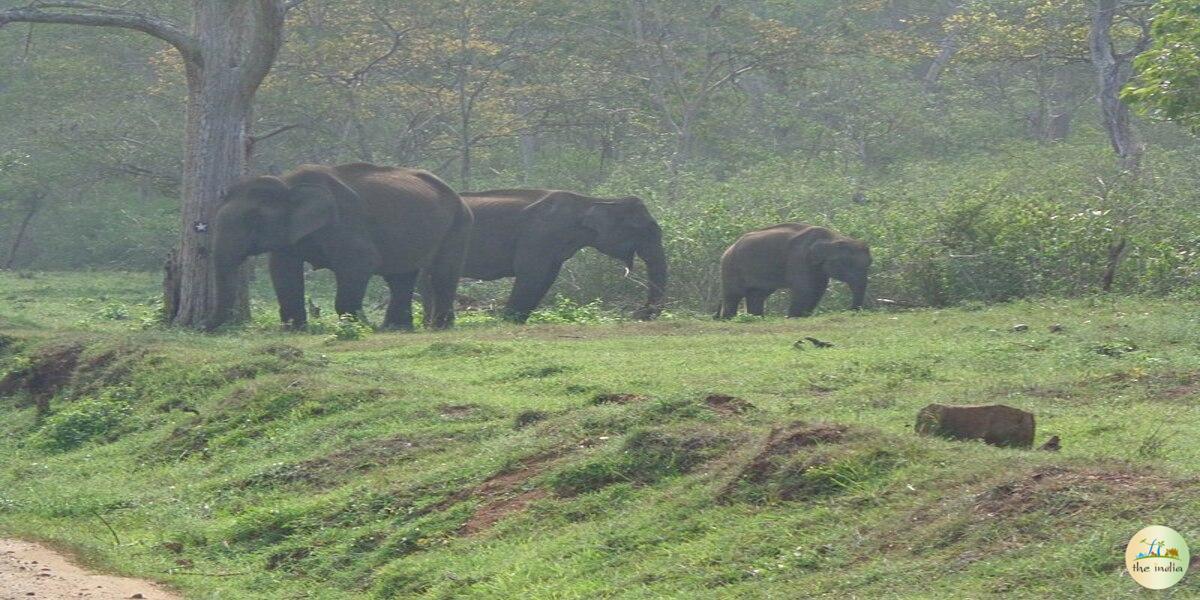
[226,175,288,205]
[286,170,356,244]
[800,234,838,270]
[580,201,621,233]
[522,191,585,230]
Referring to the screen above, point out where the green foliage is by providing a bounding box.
[1125,0,1200,129]
[526,296,613,324]
[34,390,133,452]
[94,301,130,321]
[313,314,372,342]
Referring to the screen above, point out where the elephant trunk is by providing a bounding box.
[849,277,867,311]
[210,225,250,330]
[633,228,668,319]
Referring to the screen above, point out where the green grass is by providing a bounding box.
[1,271,1199,598]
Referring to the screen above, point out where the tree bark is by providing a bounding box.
[171,1,284,329]
[1088,0,1146,172]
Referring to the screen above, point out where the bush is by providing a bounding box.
[527,296,613,324]
[36,390,133,451]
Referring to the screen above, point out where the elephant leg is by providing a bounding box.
[426,224,470,330]
[427,269,460,330]
[269,251,307,328]
[333,268,372,321]
[383,271,419,331]
[506,261,564,323]
[415,271,436,328]
[717,290,744,320]
[745,289,771,316]
[787,274,829,318]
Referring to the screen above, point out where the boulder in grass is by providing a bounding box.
[915,403,1035,449]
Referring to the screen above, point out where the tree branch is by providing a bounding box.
[240,0,287,94]
[0,2,199,65]
[250,123,301,143]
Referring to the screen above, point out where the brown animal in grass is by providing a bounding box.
[915,403,1035,449]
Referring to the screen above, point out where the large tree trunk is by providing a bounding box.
[169,1,283,329]
[171,68,252,327]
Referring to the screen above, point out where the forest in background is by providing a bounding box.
[2,0,1198,313]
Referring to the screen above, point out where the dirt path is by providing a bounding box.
[0,539,180,600]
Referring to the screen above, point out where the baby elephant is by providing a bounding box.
[717,223,871,318]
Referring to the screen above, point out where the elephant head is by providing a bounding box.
[530,193,668,318]
[814,238,872,310]
[210,169,357,327]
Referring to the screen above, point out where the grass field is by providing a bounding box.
[1,271,1198,598]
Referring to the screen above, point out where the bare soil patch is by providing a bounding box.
[0,538,180,599]
[590,393,648,405]
[704,394,754,416]
[458,453,563,536]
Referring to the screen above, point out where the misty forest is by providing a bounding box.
[1,1,1199,598]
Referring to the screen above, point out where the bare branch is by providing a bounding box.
[250,123,301,143]
[239,0,287,94]
[0,2,199,64]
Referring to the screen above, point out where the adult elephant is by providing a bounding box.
[424,189,668,323]
[211,163,472,331]
[717,223,870,319]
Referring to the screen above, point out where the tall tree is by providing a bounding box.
[0,0,290,329]
[1088,0,1152,171]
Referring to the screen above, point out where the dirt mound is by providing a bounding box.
[974,466,1180,518]
[258,344,306,361]
[438,404,477,419]
[0,342,84,413]
[704,394,754,416]
[458,452,563,536]
[718,422,857,503]
[590,393,648,405]
[0,341,153,415]
[882,465,1197,557]
[760,422,848,453]
[240,435,429,489]
[1144,370,1200,401]
[74,346,151,398]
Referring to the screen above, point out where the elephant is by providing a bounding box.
[211,163,472,331]
[422,189,668,323]
[716,223,870,319]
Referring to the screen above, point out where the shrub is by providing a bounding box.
[322,314,372,342]
[36,390,133,451]
[527,296,613,324]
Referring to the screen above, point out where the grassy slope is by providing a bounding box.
[0,272,1198,599]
